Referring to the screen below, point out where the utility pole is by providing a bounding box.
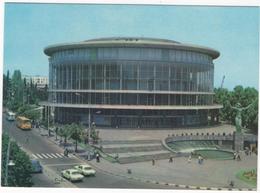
[47,106,50,136]
[4,140,11,186]
[4,140,15,186]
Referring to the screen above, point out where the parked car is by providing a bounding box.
[31,159,43,173]
[61,169,84,182]
[74,164,96,176]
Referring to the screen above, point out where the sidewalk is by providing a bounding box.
[36,126,256,190]
[87,153,257,190]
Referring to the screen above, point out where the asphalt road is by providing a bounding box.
[2,115,172,189]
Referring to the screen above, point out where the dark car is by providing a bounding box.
[31,159,43,173]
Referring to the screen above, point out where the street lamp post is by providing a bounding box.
[4,140,15,186]
[47,106,50,136]
[75,93,92,160]
[88,108,91,160]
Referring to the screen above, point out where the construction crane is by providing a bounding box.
[220,75,225,88]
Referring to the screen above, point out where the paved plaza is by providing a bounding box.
[92,124,256,189]
[89,150,256,189]
[41,124,256,189]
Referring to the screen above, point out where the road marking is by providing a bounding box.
[56,153,64,158]
[31,152,77,160]
[46,153,54,158]
[50,153,58,158]
[41,153,49,159]
[68,154,76,158]
[45,162,84,167]
[36,154,43,159]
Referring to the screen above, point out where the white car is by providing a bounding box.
[61,169,84,182]
[74,164,96,176]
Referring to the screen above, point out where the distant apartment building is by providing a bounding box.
[23,75,48,89]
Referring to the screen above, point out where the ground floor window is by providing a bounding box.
[53,108,218,128]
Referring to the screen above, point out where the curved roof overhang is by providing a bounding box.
[44,37,220,59]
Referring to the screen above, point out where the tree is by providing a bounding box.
[69,123,84,152]
[58,124,71,146]
[12,70,24,106]
[1,134,33,187]
[214,86,258,134]
[16,105,41,122]
[4,70,48,115]
[3,71,11,105]
[214,87,232,121]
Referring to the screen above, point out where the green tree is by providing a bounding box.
[1,134,33,187]
[69,123,84,152]
[16,104,41,122]
[214,86,258,134]
[12,70,24,105]
[58,124,71,145]
[3,70,11,105]
[214,87,232,121]
[4,70,48,113]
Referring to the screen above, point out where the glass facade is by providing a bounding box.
[46,39,220,128]
[49,47,214,93]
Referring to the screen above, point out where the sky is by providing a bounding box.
[3,3,259,90]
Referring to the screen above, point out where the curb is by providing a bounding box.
[41,129,256,191]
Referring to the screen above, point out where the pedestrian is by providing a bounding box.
[237,154,241,161]
[198,155,202,164]
[25,137,29,144]
[188,155,192,163]
[64,148,69,157]
[169,156,173,163]
[233,152,236,160]
[96,153,100,162]
[229,180,234,187]
[152,159,155,166]
[201,156,204,164]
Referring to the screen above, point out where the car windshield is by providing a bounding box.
[72,171,80,175]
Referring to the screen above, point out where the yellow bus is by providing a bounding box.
[16,116,32,130]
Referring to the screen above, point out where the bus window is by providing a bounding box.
[16,116,32,130]
[7,112,15,121]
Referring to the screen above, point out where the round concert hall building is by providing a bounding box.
[44,37,222,128]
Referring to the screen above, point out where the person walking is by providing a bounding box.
[25,137,29,144]
[152,159,155,166]
[188,155,192,163]
[96,153,100,162]
[169,156,173,163]
[233,152,237,160]
[198,155,202,164]
[237,154,241,161]
[201,156,204,164]
[64,148,69,157]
